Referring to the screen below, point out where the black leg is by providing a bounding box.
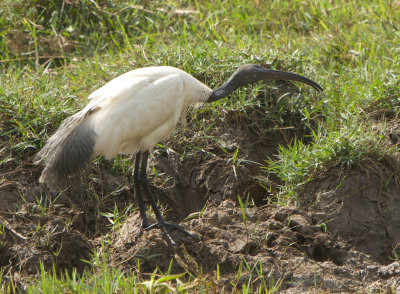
[139,151,165,223]
[137,151,199,245]
[133,152,149,228]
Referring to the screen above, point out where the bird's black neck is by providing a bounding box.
[207,66,254,102]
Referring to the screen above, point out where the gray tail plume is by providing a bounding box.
[35,111,96,189]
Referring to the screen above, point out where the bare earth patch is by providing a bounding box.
[108,194,400,292]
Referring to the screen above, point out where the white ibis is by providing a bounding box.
[36,64,322,244]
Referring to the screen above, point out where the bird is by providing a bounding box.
[35,64,323,244]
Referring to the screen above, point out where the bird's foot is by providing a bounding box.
[143,221,199,245]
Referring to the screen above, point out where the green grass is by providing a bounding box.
[265,119,392,203]
[21,259,202,293]
[1,0,400,292]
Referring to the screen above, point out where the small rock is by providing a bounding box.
[220,200,235,208]
[288,214,314,236]
[210,212,218,220]
[378,261,400,278]
[228,238,247,253]
[273,211,288,222]
[282,228,296,240]
[268,221,284,230]
[219,214,232,225]
[284,271,294,281]
[266,232,277,247]
[190,219,199,226]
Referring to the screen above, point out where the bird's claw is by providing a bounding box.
[142,221,199,245]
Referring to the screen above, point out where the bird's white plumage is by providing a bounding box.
[81,66,212,158]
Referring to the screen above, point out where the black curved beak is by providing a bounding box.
[207,64,323,103]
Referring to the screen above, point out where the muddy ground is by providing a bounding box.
[1,87,400,292]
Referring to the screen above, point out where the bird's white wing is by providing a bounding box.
[83,67,184,113]
[92,72,186,158]
[84,71,153,112]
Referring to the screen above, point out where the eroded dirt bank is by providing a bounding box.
[110,198,400,292]
[1,90,400,292]
[2,187,399,292]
